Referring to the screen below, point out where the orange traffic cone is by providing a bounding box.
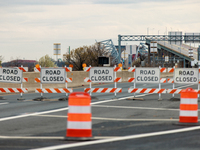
[66,92,93,140]
[179,88,198,123]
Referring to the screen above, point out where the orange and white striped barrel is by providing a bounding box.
[84,88,122,93]
[0,88,28,93]
[128,88,166,94]
[66,92,92,138]
[179,88,198,123]
[35,88,73,93]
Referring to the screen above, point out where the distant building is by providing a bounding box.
[2,59,37,71]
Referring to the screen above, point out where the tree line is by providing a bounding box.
[0,43,113,71]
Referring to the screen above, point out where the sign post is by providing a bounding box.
[150,41,158,67]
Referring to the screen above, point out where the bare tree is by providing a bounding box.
[0,55,4,66]
[63,43,110,70]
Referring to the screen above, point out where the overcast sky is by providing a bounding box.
[0,0,200,62]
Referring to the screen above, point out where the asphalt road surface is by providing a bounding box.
[0,82,200,150]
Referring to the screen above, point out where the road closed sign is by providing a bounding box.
[40,68,66,84]
[90,67,114,83]
[0,67,22,83]
[135,68,160,83]
[174,68,198,84]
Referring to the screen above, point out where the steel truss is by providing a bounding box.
[98,39,120,64]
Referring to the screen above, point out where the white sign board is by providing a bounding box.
[126,45,137,54]
[165,56,169,62]
[121,51,128,59]
[0,67,22,84]
[174,68,198,84]
[90,67,114,83]
[40,68,66,84]
[135,68,160,83]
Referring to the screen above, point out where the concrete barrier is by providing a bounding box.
[0,71,173,93]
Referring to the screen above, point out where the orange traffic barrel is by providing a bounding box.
[66,92,92,140]
[179,88,198,123]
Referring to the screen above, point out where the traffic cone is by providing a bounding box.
[66,92,93,140]
[179,88,198,123]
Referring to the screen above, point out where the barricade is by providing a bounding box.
[179,88,198,123]
[0,65,28,100]
[166,67,200,100]
[128,66,167,100]
[66,92,93,140]
[83,65,122,97]
[34,66,73,100]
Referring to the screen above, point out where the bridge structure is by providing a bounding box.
[118,33,200,68]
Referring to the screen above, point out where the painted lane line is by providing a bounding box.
[30,125,200,150]
[0,83,194,122]
[0,135,119,140]
[0,107,68,122]
[34,114,179,122]
[0,136,64,140]
[93,105,179,111]
[34,114,67,118]
[0,94,148,122]
[0,102,9,105]
[92,117,179,122]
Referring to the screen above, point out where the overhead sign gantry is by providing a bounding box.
[118,33,200,65]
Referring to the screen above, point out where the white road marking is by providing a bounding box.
[92,117,179,121]
[0,102,9,105]
[0,135,119,140]
[0,136,64,140]
[0,107,68,122]
[0,94,149,122]
[31,125,200,150]
[34,114,179,122]
[93,105,179,111]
